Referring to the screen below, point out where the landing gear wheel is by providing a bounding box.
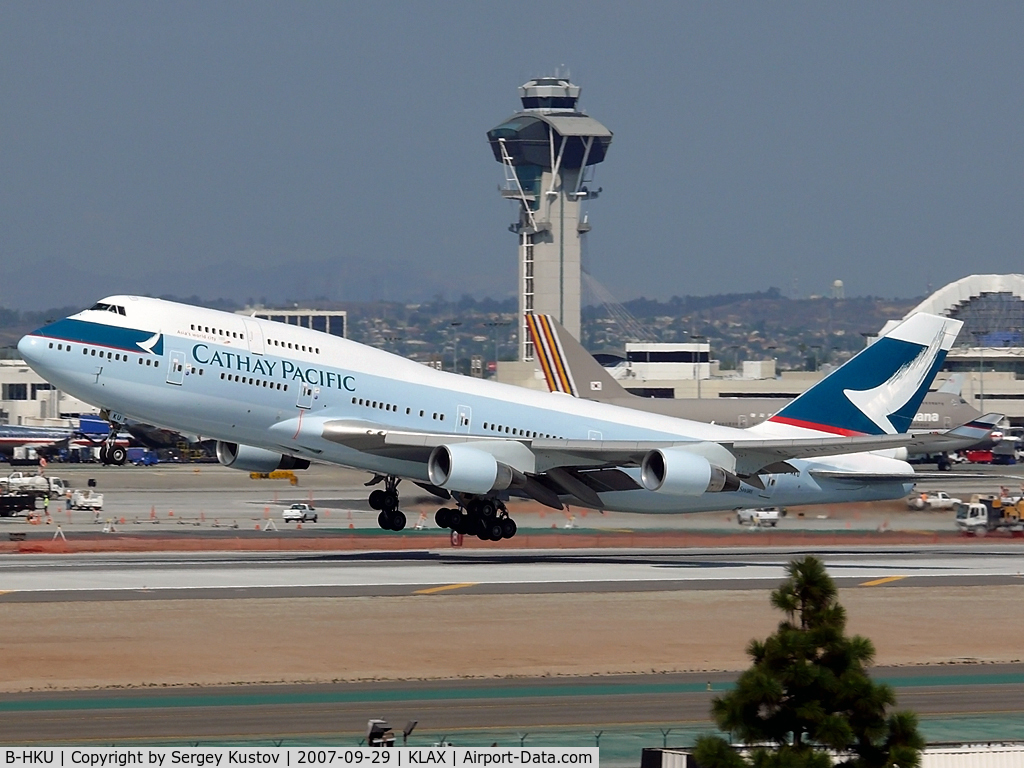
[377,511,391,530]
[99,445,110,464]
[450,513,466,535]
[382,492,399,514]
[390,511,407,531]
[501,519,517,539]
[478,499,496,519]
[109,446,127,466]
[486,521,504,541]
[369,489,386,510]
[435,508,451,528]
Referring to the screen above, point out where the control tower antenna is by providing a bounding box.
[487,76,613,361]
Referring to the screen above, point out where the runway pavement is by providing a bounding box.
[1,546,1022,602]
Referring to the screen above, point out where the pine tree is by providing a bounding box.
[694,556,925,768]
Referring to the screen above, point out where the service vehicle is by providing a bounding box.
[70,489,104,510]
[283,503,317,523]
[955,495,1024,536]
[0,472,69,499]
[0,493,36,516]
[736,507,781,526]
[906,491,961,511]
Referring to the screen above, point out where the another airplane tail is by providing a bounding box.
[525,313,626,400]
[764,313,963,436]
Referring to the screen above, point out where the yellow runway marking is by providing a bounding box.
[859,576,907,587]
[413,582,478,595]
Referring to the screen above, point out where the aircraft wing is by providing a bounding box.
[320,419,944,476]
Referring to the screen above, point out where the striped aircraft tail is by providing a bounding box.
[526,314,627,400]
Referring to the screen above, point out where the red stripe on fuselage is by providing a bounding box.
[767,415,866,436]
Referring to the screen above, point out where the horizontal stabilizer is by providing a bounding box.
[810,470,1012,483]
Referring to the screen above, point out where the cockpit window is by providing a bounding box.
[88,302,126,316]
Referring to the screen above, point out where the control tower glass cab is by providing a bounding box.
[487,77,612,361]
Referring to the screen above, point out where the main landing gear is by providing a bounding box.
[434,497,517,541]
[368,476,407,531]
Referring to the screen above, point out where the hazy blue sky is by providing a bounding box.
[2,3,1022,310]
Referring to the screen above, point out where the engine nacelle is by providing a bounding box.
[216,441,310,473]
[428,444,515,495]
[640,447,741,496]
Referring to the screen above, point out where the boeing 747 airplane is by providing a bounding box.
[18,296,970,542]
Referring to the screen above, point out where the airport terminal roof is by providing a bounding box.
[879,274,1024,346]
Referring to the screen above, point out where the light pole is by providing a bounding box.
[450,321,463,374]
[484,321,511,378]
[972,331,986,412]
[811,345,822,373]
[691,334,706,399]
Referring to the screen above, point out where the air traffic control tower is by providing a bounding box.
[487,77,612,362]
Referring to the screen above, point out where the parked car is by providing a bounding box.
[283,503,317,523]
[736,507,781,527]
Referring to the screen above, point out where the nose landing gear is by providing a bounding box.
[98,411,127,466]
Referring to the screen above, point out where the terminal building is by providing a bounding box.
[0,350,98,427]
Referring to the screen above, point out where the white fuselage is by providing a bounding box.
[18,296,915,513]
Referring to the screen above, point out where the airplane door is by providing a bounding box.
[456,405,472,434]
[758,475,777,500]
[296,383,317,409]
[166,351,186,385]
[243,318,265,355]
[738,415,748,428]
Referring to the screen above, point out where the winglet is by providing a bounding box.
[525,313,626,400]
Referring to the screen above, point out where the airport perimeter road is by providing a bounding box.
[0,666,1022,745]
[1,546,1023,601]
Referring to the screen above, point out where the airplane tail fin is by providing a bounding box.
[765,313,963,436]
[525,313,627,401]
[936,372,966,396]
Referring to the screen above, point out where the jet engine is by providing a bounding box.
[215,441,311,473]
[640,447,741,496]
[428,444,517,495]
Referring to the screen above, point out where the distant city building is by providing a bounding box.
[240,308,347,338]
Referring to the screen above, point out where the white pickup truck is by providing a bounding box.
[283,503,318,523]
[906,491,961,511]
[737,507,780,527]
[70,489,104,510]
[0,472,69,499]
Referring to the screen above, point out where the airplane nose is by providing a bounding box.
[17,334,40,365]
